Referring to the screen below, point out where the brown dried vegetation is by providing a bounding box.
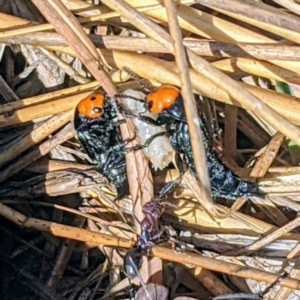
[2,0,300,299]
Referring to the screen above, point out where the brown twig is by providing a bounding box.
[198,0,300,44]
[151,246,300,290]
[30,0,115,95]
[0,202,133,248]
[163,0,214,213]
[0,121,75,183]
[0,111,73,168]
[0,81,100,114]
[4,33,300,61]
[251,132,285,178]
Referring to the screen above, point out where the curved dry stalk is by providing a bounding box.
[189,267,234,296]
[198,0,300,44]
[97,1,300,146]
[0,81,100,114]
[164,0,214,214]
[230,215,300,255]
[212,58,300,86]
[30,0,114,95]
[0,121,75,183]
[0,202,133,248]
[0,110,73,168]
[151,246,300,290]
[5,33,300,61]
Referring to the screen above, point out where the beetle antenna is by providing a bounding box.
[115,93,145,103]
[123,67,152,92]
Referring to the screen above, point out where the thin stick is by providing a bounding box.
[31,0,115,96]
[273,0,300,17]
[4,33,300,62]
[100,0,300,162]
[32,0,154,211]
[0,110,73,168]
[0,81,100,114]
[163,0,213,212]
[0,202,133,248]
[151,246,300,290]
[197,0,300,44]
[0,121,75,183]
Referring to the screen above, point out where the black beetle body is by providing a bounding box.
[125,87,260,200]
[74,94,129,199]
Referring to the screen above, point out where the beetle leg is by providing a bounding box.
[159,153,185,197]
[159,177,182,198]
[104,132,137,154]
[126,131,173,153]
[150,225,165,241]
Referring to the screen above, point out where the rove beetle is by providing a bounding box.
[122,85,262,200]
[74,93,134,199]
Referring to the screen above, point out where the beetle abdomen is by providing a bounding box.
[171,122,259,200]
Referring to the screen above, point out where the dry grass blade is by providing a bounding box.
[151,246,300,290]
[273,0,300,17]
[0,121,75,183]
[0,202,133,248]
[5,33,300,61]
[0,81,101,114]
[3,0,300,298]
[164,0,214,215]
[83,0,300,146]
[127,1,300,73]
[198,0,300,44]
[135,1,273,43]
[212,58,300,86]
[0,110,73,168]
[31,0,154,214]
[0,3,175,39]
[250,132,285,178]
[30,0,114,95]
[230,215,300,255]
[0,95,85,127]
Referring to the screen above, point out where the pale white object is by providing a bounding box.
[122,89,174,170]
